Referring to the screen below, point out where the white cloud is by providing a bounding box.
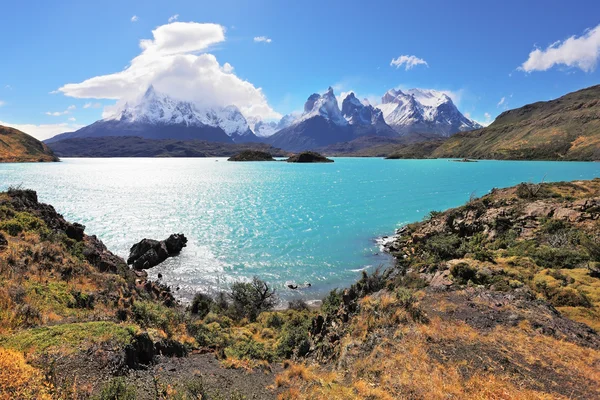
[390,55,428,70]
[520,23,600,72]
[68,117,76,121]
[168,14,179,23]
[4,85,11,90]
[57,22,280,120]
[45,105,75,116]
[0,100,5,107]
[0,120,83,141]
[83,102,102,109]
[254,36,272,43]
[497,97,505,107]
[131,15,138,22]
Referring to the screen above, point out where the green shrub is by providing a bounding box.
[581,235,600,262]
[352,268,387,298]
[190,292,214,319]
[551,287,592,308]
[450,262,477,284]
[94,377,136,400]
[224,338,274,362]
[276,312,312,358]
[0,212,48,236]
[132,301,182,335]
[542,219,569,234]
[423,233,464,261]
[321,289,342,316]
[229,277,277,322]
[473,248,495,263]
[533,246,588,269]
[395,271,428,289]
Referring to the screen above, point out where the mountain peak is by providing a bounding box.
[300,87,346,125]
[377,87,480,137]
[143,84,157,99]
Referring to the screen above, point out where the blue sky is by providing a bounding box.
[1,0,599,139]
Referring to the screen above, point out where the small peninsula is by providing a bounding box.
[0,125,58,162]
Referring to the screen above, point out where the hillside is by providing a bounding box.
[0,125,58,162]
[47,136,289,158]
[2,180,599,398]
[279,179,600,398]
[432,85,600,160]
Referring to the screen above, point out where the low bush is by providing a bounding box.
[533,246,588,269]
[93,377,136,400]
[450,262,477,284]
[423,233,464,261]
[276,312,312,358]
[321,289,342,316]
[190,292,214,318]
[224,337,274,363]
[0,211,48,237]
[229,277,277,322]
[131,301,183,335]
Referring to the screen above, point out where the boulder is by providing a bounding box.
[127,234,187,270]
[66,222,85,241]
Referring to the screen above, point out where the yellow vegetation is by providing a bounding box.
[0,347,52,399]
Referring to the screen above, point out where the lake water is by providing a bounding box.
[0,158,598,302]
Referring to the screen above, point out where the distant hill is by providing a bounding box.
[318,133,445,157]
[431,85,600,161]
[0,125,58,162]
[47,136,289,158]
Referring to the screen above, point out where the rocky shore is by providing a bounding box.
[1,179,599,399]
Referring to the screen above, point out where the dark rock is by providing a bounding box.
[125,333,155,368]
[155,339,188,357]
[0,232,7,249]
[127,234,187,270]
[66,222,85,241]
[164,233,188,254]
[286,151,334,163]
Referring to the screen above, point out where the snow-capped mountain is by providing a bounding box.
[249,114,297,138]
[377,88,481,137]
[266,88,396,151]
[300,87,348,125]
[46,86,260,143]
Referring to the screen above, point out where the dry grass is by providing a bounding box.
[276,315,599,399]
[0,347,53,399]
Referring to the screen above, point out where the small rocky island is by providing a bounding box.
[228,150,275,161]
[127,233,188,270]
[286,151,334,163]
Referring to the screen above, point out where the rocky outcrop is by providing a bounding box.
[4,188,127,273]
[286,151,334,163]
[127,234,188,270]
[228,150,275,161]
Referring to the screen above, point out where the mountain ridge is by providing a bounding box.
[429,84,600,160]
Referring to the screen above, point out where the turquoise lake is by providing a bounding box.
[1,158,598,301]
